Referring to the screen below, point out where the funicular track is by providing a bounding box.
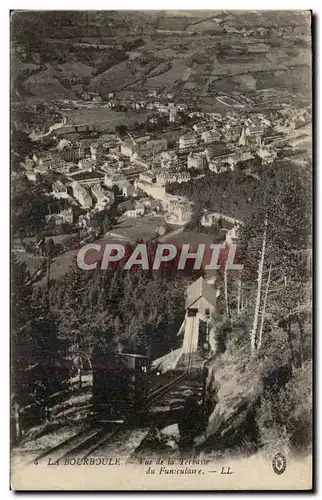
[144,317,200,410]
[31,424,121,466]
[31,325,201,464]
[144,371,188,409]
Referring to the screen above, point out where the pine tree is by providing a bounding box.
[11,254,65,438]
[240,162,311,357]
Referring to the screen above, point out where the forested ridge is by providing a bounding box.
[195,161,312,455]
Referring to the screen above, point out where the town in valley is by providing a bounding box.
[10,11,312,490]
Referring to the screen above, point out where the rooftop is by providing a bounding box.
[206,144,234,158]
[70,171,105,181]
[185,277,218,310]
[52,180,67,192]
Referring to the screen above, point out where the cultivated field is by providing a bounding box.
[63,107,128,126]
[163,231,216,246]
[59,108,150,133]
[109,215,166,242]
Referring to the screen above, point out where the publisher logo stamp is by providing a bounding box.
[272,453,287,475]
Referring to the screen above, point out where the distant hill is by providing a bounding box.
[11,11,311,120]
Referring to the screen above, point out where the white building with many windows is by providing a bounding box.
[52,180,68,199]
[71,181,92,208]
[187,152,207,170]
[179,133,197,150]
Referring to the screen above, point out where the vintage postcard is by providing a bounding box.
[10,10,312,490]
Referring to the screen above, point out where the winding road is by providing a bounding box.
[29,116,67,141]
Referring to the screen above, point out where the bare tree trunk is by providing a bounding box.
[237,272,242,316]
[250,215,268,355]
[14,401,21,442]
[297,317,305,369]
[224,265,229,317]
[257,262,272,350]
[78,367,82,390]
[46,255,51,310]
[46,257,51,288]
[45,404,50,423]
[287,322,296,374]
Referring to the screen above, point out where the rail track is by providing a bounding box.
[31,372,190,465]
[32,424,121,465]
[144,372,188,409]
[31,331,202,464]
[143,327,200,409]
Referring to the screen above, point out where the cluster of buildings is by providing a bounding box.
[20,91,311,235]
[108,89,187,121]
[45,207,74,226]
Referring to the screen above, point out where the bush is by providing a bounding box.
[256,362,312,455]
[61,236,80,253]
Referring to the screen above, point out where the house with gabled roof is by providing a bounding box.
[185,277,218,318]
[181,277,219,354]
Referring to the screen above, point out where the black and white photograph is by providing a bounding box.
[10,10,312,490]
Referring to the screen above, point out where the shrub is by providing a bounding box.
[256,361,312,455]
